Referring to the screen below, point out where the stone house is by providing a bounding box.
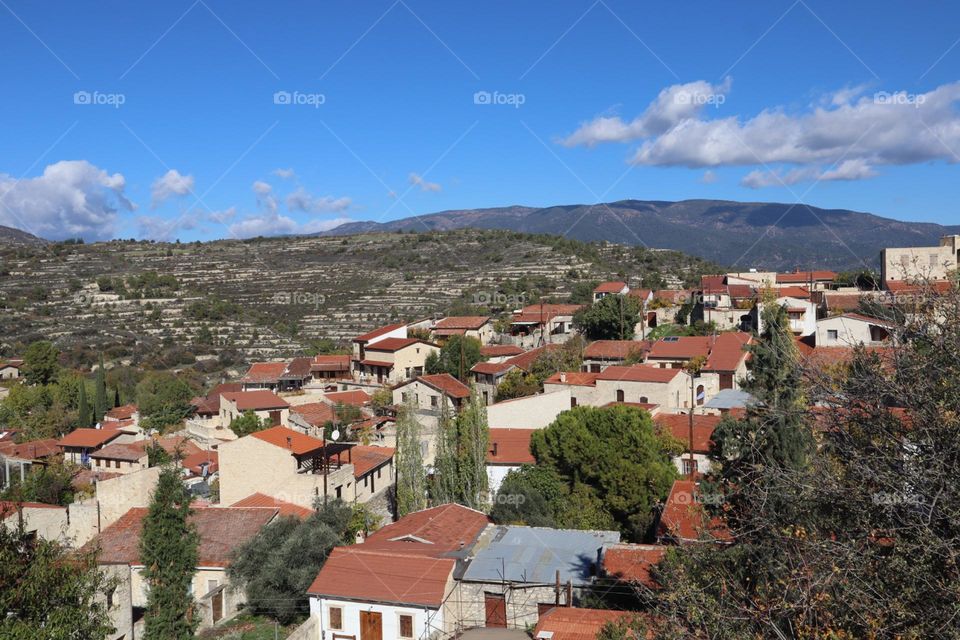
[355,338,440,385]
[815,313,894,347]
[393,373,472,413]
[219,390,290,428]
[432,316,496,344]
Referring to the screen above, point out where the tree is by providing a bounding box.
[530,405,680,540]
[140,467,199,640]
[229,501,354,624]
[135,372,195,432]
[228,410,269,437]
[77,379,92,428]
[394,398,427,517]
[22,340,60,386]
[94,354,108,423]
[0,459,76,506]
[573,294,642,340]
[429,391,490,510]
[113,387,121,408]
[494,368,540,401]
[0,517,115,639]
[527,336,585,386]
[425,335,484,380]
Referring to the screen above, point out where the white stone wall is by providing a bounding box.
[310,596,447,640]
[486,390,572,429]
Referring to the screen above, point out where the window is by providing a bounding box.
[106,587,115,610]
[431,395,438,407]
[638,396,649,404]
[399,614,414,638]
[114,459,121,469]
[329,606,343,630]
[616,389,625,403]
[827,329,838,340]
[570,397,577,408]
[682,459,698,476]
[335,486,342,500]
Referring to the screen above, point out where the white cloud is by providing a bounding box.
[700,170,718,184]
[228,213,353,238]
[285,187,351,213]
[206,207,237,223]
[272,168,296,179]
[136,214,198,241]
[408,172,442,192]
[150,169,195,208]
[0,160,132,241]
[252,180,278,214]
[563,79,960,187]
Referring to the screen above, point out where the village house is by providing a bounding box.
[593,280,629,302]
[89,442,149,475]
[57,428,127,465]
[0,358,23,380]
[432,316,496,344]
[91,506,278,637]
[486,390,573,429]
[479,344,524,362]
[771,295,818,337]
[288,401,337,437]
[533,607,645,640]
[219,390,290,429]
[649,289,693,326]
[654,413,721,477]
[656,479,731,545]
[455,525,620,630]
[355,337,439,385]
[104,404,139,428]
[508,304,582,349]
[544,365,699,411]
[646,332,752,392]
[217,426,389,508]
[309,354,352,383]
[815,312,894,347]
[351,322,408,381]
[1,437,59,490]
[230,492,314,519]
[470,360,516,405]
[880,234,960,285]
[601,543,667,590]
[240,358,313,392]
[307,503,491,640]
[393,373,471,413]
[486,428,535,494]
[581,339,650,372]
[776,269,838,291]
[695,275,757,330]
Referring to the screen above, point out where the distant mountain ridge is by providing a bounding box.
[320,199,960,271]
[0,225,46,247]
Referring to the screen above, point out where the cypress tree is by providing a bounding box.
[94,355,108,423]
[429,398,459,505]
[394,397,427,517]
[77,381,92,428]
[140,467,199,640]
[113,387,121,408]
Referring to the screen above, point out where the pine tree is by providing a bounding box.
[394,398,427,517]
[77,381,92,428]
[140,467,199,640]
[94,354,108,423]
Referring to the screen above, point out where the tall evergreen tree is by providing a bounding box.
[94,354,108,423]
[428,390,489,509]
[394,398,427,517]
[77,380,92,428]
[140,467,199,640]
[113,387,121,408]
[430,398,459,505]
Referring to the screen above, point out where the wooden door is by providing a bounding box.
[360,610,382,640]
[211,590,223,623]
[485,592,507,627]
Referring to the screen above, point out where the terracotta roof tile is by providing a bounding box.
[703,333,752,372]
[415,373,471,399]
[653,414,721,453]
[290,402,336,427]
[653,289,693,305]
[231,493,312,519]
[362,503,490,557]
[596,365,682,383]
[354,323,406,343]
[57,428,122,449]
[104,404,138,420]
[479,345,524,358]
[349,445,395,478]
[90,442,148,462]
[324,390,372,406]
[487,429,534,465]
[593,281,628,294]
[251,426,325,456]
[181,450,218,477]
[658,480,731,543]
[365,337,423,352]
[534,608,649,640]
[544,371,599,386]
[240,362,287,384]
[470,361,515,376]
[221,390,289,411]
[434,316,490,330]
[777,270,837,284]
[602,543,667,588]
[310,354,351,372]
[503,344,560,372]
[647,336,713,360]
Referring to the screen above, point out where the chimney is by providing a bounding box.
[491,442,498,457]
[559,372,567,383]
[286,436,292,449]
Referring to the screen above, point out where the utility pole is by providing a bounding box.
[684,355,707,480]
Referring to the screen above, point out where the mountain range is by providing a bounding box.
[320,199,960,271]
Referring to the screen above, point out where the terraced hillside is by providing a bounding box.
[0,230,719,368]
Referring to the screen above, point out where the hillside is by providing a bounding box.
[321,199,960,271]
[0,224,46,247]
[0,230,718,370]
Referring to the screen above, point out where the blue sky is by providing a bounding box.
[0,0,958,241]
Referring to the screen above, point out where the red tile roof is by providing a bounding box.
[654,414,721,453]
[57,428,122,449]
[777,286,811,299]
[240,362,288,384]
[310,354,351,372]
[354,323,406,343]
[192,382,243,415]
[584,340,650,360]
[415,373,471,399]
[884,279,954,294]
[654,289,693,305]
[358,359,394,368]
[647,336,713,360]
[777,270,837,284]
[594,281,628,294]
[726,284,757,299]
[602,543,667,588]
[306,547,455,607]
[104,404,138,421]
[0,438,59,460]
[91,507,276,567]
[544,371,599,386]
[487,429,534,465]
[534,608,648,640]
[221,390,289,411]
[362,503,490,557]
[349,445,395,478]
[703,332,752,372]
[181,450,219,477]
[503,344,560,372]
[365,337,423,352]
[251,426,325,456]
[658,480,731,543]
[479,345,524,358]
[434,316,490,330]
[232,493,313,519]
[596,365,683,383]
[89,442,148,462]
[628,288,653,301]
[290,402,336,427]
[324,390,372,406]
[470,361,515,376]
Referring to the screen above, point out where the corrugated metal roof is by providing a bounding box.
[462,525,619,586]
